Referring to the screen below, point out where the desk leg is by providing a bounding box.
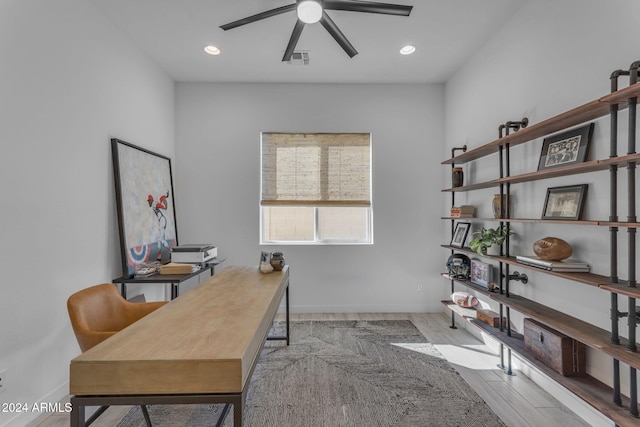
[171,284,178,300]
[120,284,127,299]
[285,284,290,346]
[70,400,84,427]
[233,394,244,427]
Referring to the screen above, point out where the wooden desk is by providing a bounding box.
[69,265,290,427]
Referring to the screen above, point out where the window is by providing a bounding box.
[260,133,372,244]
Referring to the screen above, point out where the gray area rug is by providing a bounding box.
[118,320,505,426]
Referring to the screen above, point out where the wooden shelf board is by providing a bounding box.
[442,300,639,427]
[442,83,640,166]
[442,246,613,288]
[495,218,601,226]
[600,221,640,229]
[444,153,640,191]
[443,217,640,228]
[441,181,498,193]
[599,283,640,299]
[441,217,478,220]
[600,82,640,104]
[489,293,640,371]
[441,274,495,298]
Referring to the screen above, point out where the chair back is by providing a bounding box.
[67,284,138,352]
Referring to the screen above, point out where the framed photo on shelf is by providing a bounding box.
[470,259,492,288]
[112,139,178,278]
[450,222,471,248]
[537,123,594,171]
[542,184,588,220]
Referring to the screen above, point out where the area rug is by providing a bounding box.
[118,320,505,426]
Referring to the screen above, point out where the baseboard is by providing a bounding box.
[514,358,615,427]
[282,303,443,313]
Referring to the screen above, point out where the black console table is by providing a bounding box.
[113,258,226,300]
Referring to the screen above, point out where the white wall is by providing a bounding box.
[175,83,445,313]
[444,1,640,425]
[0,1,174,425]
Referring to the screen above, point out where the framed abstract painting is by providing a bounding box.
[111,139,178,277]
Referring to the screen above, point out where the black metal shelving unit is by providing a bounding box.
[442,61,640,427]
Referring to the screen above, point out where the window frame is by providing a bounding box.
[259,132,373,245]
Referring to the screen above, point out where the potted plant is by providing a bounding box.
[468,226,514,255]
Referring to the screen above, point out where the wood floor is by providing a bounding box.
[31,313,590,427]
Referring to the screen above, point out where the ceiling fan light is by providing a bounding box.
[400,45,416,55]
[297,1,322,24]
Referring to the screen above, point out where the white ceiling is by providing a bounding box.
[88,0,527,84]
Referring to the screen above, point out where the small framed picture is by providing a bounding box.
[450,222,471,248]
[537,123,594,171]
[542,184,588,220]
[470,259,492,288]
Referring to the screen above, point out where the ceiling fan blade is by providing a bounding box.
[324,0,412,16]
[220,4,296,31]
[319,12,358,58]
[282,20,306,62]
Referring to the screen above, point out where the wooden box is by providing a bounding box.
[476,309,505,328]
[523,318,586,376]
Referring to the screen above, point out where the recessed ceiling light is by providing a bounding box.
[400,45,416,55]
[204,45,221,55]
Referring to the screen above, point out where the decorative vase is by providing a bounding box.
[486,245,501,256]
[270,252,285,271]
[452,167,464,188]
[492,194,508,219]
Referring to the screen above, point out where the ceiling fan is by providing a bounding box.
[220,0,413,61]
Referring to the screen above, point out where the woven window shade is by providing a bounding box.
[261,133,371,207]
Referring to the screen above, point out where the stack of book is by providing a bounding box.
[160,262,201,275]
[515,255,590,272]
[450,205,475,218]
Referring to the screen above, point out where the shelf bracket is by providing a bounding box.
[504,271,528,284]
[450,145,467,160]
[504,118,529,132]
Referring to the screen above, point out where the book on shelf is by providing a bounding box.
[515,255,590,272]
[160,262,201,275]
[450,205,475,218]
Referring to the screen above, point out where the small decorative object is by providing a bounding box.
[476,309,505,328]
[450,222,471,248]
[259,251,273,273]
[468,226,513,256]
[533,237,573,261]
[446,254,471,279]
[470,259,492,288]
[450,205,475,218]
[259,263,274,274]
[542,184,588,220]
[451,291,478,308]
[452,167,464,187]
[537,123,594,171]
[492,194,508,219]
[524,318,587,376]
[270,252,285,271]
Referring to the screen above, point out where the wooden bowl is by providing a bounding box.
[533,237,572,261]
